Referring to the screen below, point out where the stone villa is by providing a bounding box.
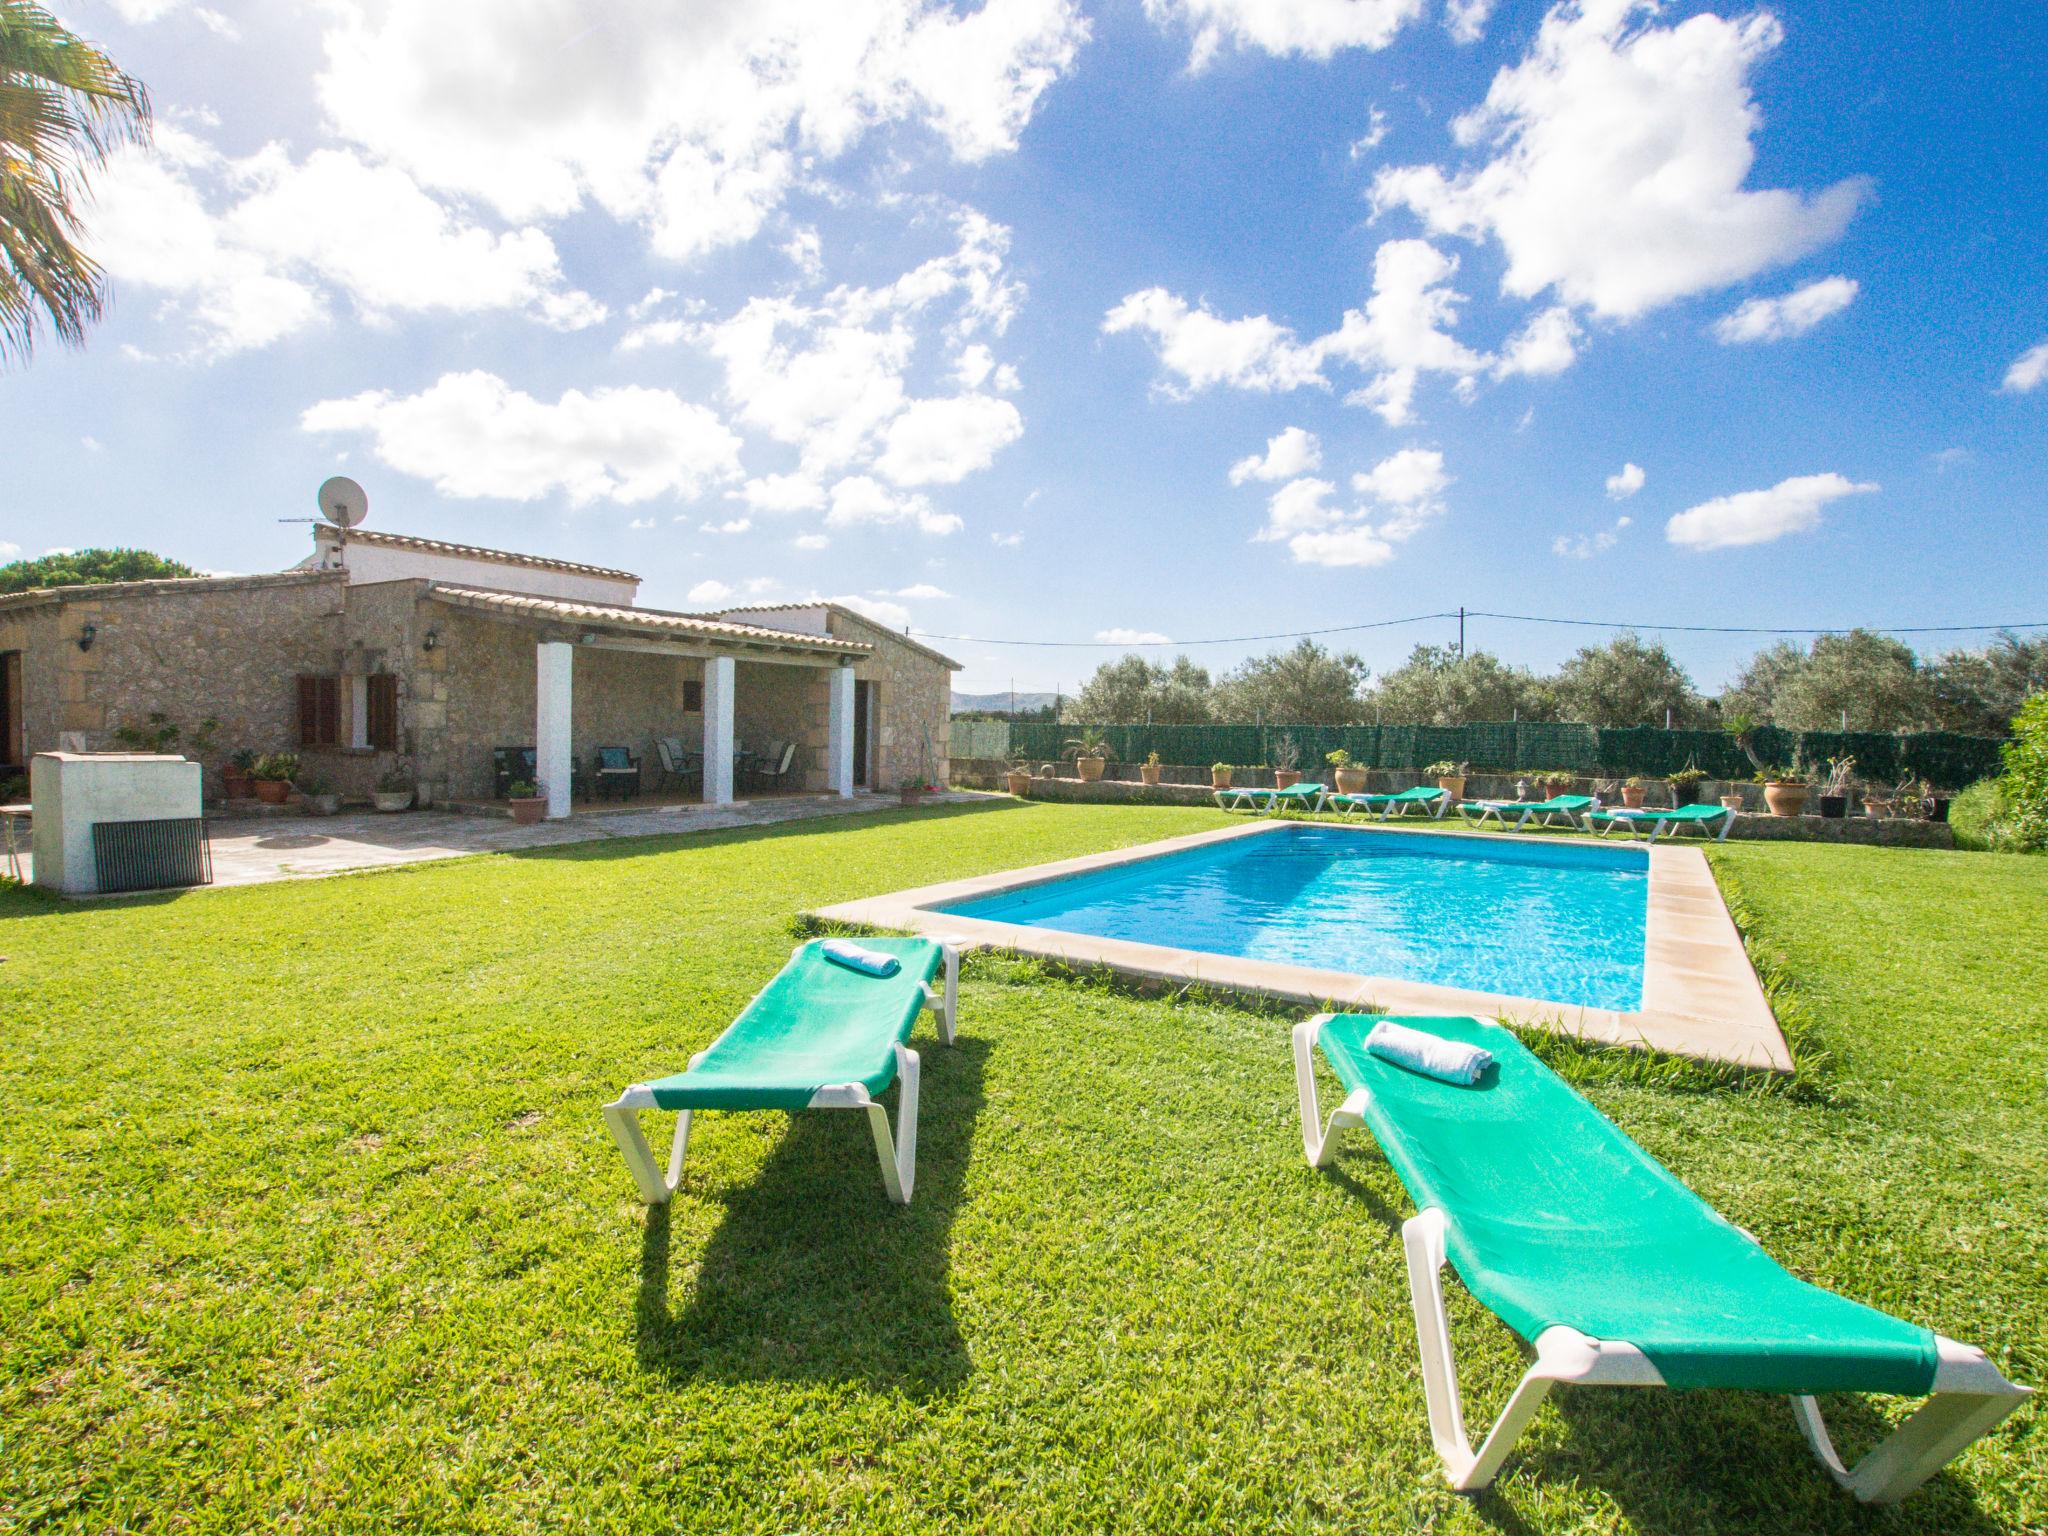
[0,526,957,818]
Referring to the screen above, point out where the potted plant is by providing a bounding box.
[1211,761,1233,791]
[1760,768,1807,818]
[1326,748,1367,795]
[1065,735,1109,782]
[372,769,415,812]
[222,747,255,799]
[1719,791,1746,812]
[249,751,299,805]
[507,780,546,825]
[1817,756,1856,819]
[1139,750,1163,787]
[1669,764,1708,807]
[301,778,341,816]
[898,775,937,806]
[1542,769,1575,799]
[1426,760,1468,802]
[1005,758,1032,797]
[1272,733,1302,791]
[1619,775,1647,809]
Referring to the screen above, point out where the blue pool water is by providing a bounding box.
[937,825,1649,1010]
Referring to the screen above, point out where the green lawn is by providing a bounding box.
[1,803,2041,1534]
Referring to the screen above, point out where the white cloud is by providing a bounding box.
[730,473,827,514]
[314,0,1088,260]
[1444,0,1496,45]
[1320,240,1489,424]
[825,475,963,535]
[1375,1,1868,321]
[1229,427,1322,485]
[1349,108,1390,159]
[1553,513,1630,558]
[1714,275,1858,343]
[1143,0,1425,70]
[826,594,912,628]
[887,583,951,599]
[700,517,753,534]
[990,530,1024,547]
[782,226,823,280]
[81,436,104,453]
[1102,289,1326,395]
[1606,462,1646,499]
[300,371,745,505]
[627,517,655,530]
[875,394,1024,485]
[2002,340,2048,394]
[1259,448,1450,567]
[793,533,831,550]
[0,541,20,560]
[1095,627,1173,645]
[1493,304,1580,377]
[688,580,736,604]
[87,133,601,357]
[1665,472,1875,550]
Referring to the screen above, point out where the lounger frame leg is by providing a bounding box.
[1291,1015,1368,1166]
[1790,1361,2030,1504]
[603,1048,710,1205]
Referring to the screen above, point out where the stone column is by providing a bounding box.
[536,641,573,820]
[703,654,735,805]
[827,662,856,797]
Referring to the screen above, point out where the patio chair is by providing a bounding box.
[1585,803,1738,843]
[1457,793,1597,831]
[1326,786,1451,820]
[1214,782,1324,813]
[753,740,799,793]
[592,746,642,800]
[1292,1012,2030,1501]
[602,936,961,1205]
[655,737,702,795]
[491,745,538,799]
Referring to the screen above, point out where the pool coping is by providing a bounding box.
[810,818,1793,1073]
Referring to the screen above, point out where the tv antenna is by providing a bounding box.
[280,477,369,567]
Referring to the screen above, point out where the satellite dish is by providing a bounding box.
[317,476,368,528]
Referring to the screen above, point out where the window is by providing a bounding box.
[683,679,704,713]
[366,674,399,752]
[297,675,342,747]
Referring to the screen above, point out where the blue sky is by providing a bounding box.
[7,0,2045,694]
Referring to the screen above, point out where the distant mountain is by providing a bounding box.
[952,690,1060,715]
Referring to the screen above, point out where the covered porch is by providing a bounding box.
[420,587,874,820]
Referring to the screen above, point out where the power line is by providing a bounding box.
[911,610,2048,649]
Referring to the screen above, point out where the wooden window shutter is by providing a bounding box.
[366,674,399,752]
[300,675,341,747]
[297,676,319,747]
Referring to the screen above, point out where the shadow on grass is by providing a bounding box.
[504,795,1027,868]
[1312,1152,2008,1532]
[634,1033,989,1397]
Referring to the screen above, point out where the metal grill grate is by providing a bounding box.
[91,817,213,893]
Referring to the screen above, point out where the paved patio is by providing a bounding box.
[13,791,987,893]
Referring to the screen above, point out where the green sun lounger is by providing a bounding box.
[1585,802,1738,842]
[1291,1013,2029,1500]
[1326,785,1450,820]
[603,936,960,1206]
[1457,793,1596,830]
[1214,782,1325,813]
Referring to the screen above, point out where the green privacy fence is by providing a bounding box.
[986,721,2007,791]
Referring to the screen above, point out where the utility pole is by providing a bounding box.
[1457,606,1466,658]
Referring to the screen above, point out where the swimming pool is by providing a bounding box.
[935,824,1649,1011]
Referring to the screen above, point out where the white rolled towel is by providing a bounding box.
[1365,1019,1494,1085]
[820,938,902,978]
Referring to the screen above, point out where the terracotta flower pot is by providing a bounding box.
[509,797,546,825]
[1139,763,1162,786]
[1334,767,1367,794]
[1275,769,1300,790]
[1005,771,1031,797]
[1437,775,1466,801]
[1763,781,1808,818]
[899,787,924,806]
[1076,756,1105,782]
[1720,794,1745,812]
[253,778,290,804]
[1211,768,1232,790]
[221,769,251,799]
[1620,784,1646,808]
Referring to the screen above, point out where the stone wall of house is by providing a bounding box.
[0,572,346,794]
[826,613,955,790]
[734,660,831,791]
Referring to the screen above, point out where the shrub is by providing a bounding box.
[1948,779,2008,853]
[1999,693,2048,851]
